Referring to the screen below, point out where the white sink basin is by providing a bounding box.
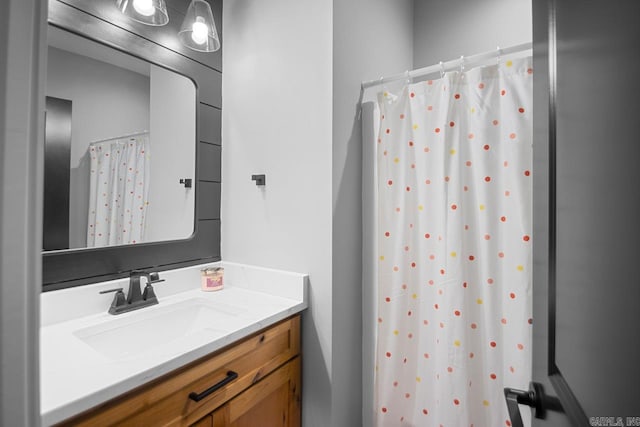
[73,298,245,360]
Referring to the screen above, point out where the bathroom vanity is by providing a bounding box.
[40,263,308,426]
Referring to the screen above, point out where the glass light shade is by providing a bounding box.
[116,0,169,26]
[179,0,220,52]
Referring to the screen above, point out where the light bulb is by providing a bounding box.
[191,17,208,45]
[133,0,155,16]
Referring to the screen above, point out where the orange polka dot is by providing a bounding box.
[509,133,517,139]
[492,119,499,126]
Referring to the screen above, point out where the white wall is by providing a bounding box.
[221,1,333,425]
[147,64,196,243]
[332,1,413,425]
[413,0,532,68]
[46,46,150,248]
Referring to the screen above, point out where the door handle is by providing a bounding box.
[504,382,546,427]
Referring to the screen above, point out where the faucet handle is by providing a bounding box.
[148,272,165,283]
[99,288,127,314]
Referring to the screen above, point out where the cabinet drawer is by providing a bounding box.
[56,315,300,427]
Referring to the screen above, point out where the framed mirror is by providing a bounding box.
[45,26,197,251]
[44,0,222,291]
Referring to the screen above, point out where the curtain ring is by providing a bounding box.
[496,46,502,65]
[460,55,465,73]
[405,70,411,85]
[439,61,445,78]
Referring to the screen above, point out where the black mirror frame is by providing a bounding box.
[43,0,222,291]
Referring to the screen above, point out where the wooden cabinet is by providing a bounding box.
[56,315,301,427]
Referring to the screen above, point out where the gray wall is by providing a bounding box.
[0,0,46,425]
[413,0,532,68]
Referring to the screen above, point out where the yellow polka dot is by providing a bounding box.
[393,330,399,335]
[454,339,461,347]
[394,157,400,163]
[450,251,457,257]
[506,60,513,67]
[479,204,485,211]
[383,91,389,97]
[471,107,476,113]
[418,205,424,211]
[517,265,524,271]
[416,377,422,382]
[413,124,419,130]
[483,400,490,407]
[412,293,418,299]
[476,298,483,304]
[379,255,385,261]
[450,149,457,155]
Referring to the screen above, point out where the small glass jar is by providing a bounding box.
[201,267,224,291]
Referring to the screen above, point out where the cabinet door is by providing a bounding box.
[213,357,301,427]
[191,415,213,427]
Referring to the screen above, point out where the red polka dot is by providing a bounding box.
[484,234,491,240]
[478,83,485,89]
[490,341,497,348]
[424,353,430,358]
[445,176,450,182]
[453,399,460,405]
[406,186,411,192]
[492,119,499,126]
[451,204,457,210]
[484,176,491,182]
[510,366,515,373]
[405,393,411,398]
[454,310,461,316]
[434,304,439,310]
[387,180,393,186]
[490,373,497,380]
[470,323,477,329]
[528,318,533,325]
[463,282,468,288]
[487,278,494,284]
[386,352,391,358]
[524,170,531,176]
[498,251,505,258]
[435,127,441,133]
[386,128,390,134]
[393,381,398,387]
[466,161,472,167]
[527,68,533,74]
[484,144,490,151]
[510,292,516,299]
[504,160,509,167]
[425,179,431,184]
[506,420,512,426]
[509,133,517,139]
[411,262,416,268]
[440,269,446,275]
[468,133,475,139]
[501,89,506,96]
[517,343,524,350]
[424,233,431,239]
[400,114,405,119]
[518,107,525,113]
[449,121,455,127]
[384,231,390,237]
[468,255,475,261]
[439,322,445,328]
[447,366,453,373]
[523,235,530,242]
[410,92,415,98]
[385,297,391,302]
[422,409,429,415]
[454,93,461,99]
[500,216,507,222]
[427,105,433,111]
[408,140,414,147]
[382,407,388,413]
[469,352,474,358]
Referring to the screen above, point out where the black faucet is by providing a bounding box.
[99,271,165,315]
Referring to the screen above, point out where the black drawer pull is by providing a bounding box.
[189,371,239,402]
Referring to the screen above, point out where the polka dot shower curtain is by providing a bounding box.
[374,57,533,427]
[86,133,150,247]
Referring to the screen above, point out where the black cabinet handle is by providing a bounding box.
[188,371,238,402]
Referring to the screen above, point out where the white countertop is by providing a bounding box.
[40,262,308,426]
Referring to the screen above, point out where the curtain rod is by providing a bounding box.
[361,42,532,91]
[89,130,149,145]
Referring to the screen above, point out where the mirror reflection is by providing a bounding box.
[44,26,196,252]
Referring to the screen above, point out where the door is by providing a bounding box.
[511,1,640,426]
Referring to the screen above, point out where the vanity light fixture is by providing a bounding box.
[178,0,220,52]
[115,0,169,26]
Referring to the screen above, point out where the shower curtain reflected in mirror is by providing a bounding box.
[373,57,533,426]
[86,133,150,247]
